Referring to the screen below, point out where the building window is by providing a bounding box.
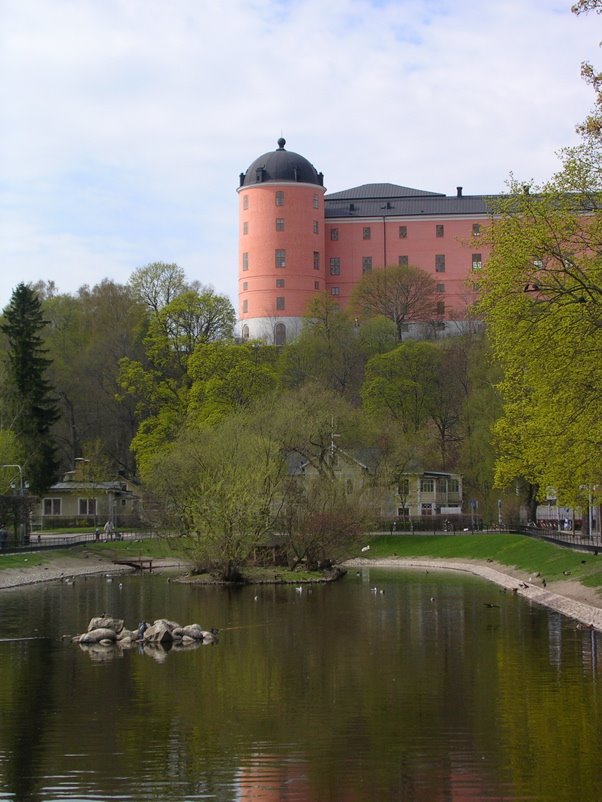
[313,251,320,270]
[400,478,410,495]
[275,249,286,268]
[43,498,61,516]
[436,283,445,293]
[329,257,340,275]
[243,194,249,210]
[435,254,446,272]
[313,220,319,234]
[472,253,482,270]
[449,478,460,493]
[399,225,407,238]
[330,228,339,241]
[276,278,285,288]
[363,226,371,240]
[275,191,284,206]
[242,252,249,271]
[436,224,444,238]
[242,281,248,290]
[436,301,445,315]
[274,322,286,345]
[78,498,97,516]
[243,221,248,235]
[472,223,481,236]
[314,281,320,289]
[313,193,319,209]
[421,479,434,493]
[276,296,285,311]
[242,299,248,313]
[276,217,284,231]
[399,255,408,266]
[242,324,249,340]
[362,256,372,273]
[331,287,340,296]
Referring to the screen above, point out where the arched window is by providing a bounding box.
[242,324,250,340]
[274,322,286,346]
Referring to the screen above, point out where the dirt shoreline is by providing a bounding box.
[345,557,602,630]
[2,553,602,631]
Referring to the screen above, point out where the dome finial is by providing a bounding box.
[277,137,286,150]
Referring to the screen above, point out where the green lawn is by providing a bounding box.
[3,533,602,592]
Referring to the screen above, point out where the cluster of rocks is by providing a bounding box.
[73,614,219,659]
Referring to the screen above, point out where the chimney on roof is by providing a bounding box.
[456,186,463,198]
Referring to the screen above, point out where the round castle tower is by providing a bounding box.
[237,138,325,344]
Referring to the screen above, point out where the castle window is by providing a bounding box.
[274,322,286,345]
[275,191,284,206]
[276,296,285,311]
[399,255,408,266]
[242,281,248,290]
[436,283,445,293]
[362,256,372,273]
[472,253,482,270]
[275,249,286,268]
[331,287,340,296]
[276,278,285,288]
[276,217,284,231]
[313,193,319,209]
[243,221,248,235]
[314,281,320,290]
[313,251,320,270]
[329,257,340,275]
[436,301,445,315]
[243,195,249,210]
[435,254,446,272]
[242,252,249,271]
[242,324,250,340]
[436,224,444,238]
[313,220,319,234]
[399,225,407,238]
[363,227,371,240]
[330,228,339,241]
[242,300,248,313]
[472,223,481,236]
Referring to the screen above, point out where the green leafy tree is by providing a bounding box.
[351,265,438,341]
[119,287,236,477]
[144,412,286,581]
[187,341,280,427]
[1,284,60,494]
[282,294,366,400]
[128,262,188,315]
[477,60,602,511]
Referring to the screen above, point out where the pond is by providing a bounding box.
[0,567,601,801]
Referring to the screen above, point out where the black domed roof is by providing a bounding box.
[240,139,323,187]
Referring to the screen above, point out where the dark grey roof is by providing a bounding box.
[325,186,498,219]
[240,138,324,188]
[326,183,445,200]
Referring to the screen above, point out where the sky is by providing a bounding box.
[0,0,600,314]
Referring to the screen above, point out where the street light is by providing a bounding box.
[0,464,23,494]
[579,484,599,540]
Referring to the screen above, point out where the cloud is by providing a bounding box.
[0,0,598,309]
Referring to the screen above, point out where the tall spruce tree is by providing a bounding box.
[1,283,60,494]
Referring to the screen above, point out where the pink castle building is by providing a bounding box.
[238,138,492,344]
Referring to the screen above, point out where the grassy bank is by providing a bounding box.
[359,534,602,589]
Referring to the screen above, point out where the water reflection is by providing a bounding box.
[0,568,601,801]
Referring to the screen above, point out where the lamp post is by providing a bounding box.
[0,464,23,494]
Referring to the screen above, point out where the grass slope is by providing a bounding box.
[360,534,602,588]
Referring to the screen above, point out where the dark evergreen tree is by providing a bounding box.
[1,283,60,494]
